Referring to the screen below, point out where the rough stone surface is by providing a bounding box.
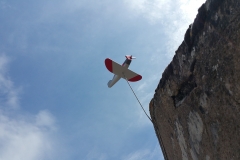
[150,0,240,159]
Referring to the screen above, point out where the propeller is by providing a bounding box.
[125,55,136,60]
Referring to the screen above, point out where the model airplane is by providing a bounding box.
[105,55,142,88]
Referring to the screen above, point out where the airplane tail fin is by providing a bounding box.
[107,80,112,88]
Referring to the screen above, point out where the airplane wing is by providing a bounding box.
[105,58,142,82]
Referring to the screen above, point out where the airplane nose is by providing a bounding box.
[125,55,132,60]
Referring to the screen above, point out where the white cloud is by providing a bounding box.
[0,110,56,160]
[124,149,150,160]
[0,1,11,10]
[125,0,206,57]
[125,0,205,24]
[36,110,56,130]
[163,0,206,58]
[85,146,107,160]
[0,54,58,160]
[124,0,171,23]
[0,54,20,108]
[123,145,162,160]
[136,74,159,93]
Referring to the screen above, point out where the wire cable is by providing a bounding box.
[122,72,170,159]
[122,72,152,122]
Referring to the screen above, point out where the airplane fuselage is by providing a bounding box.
[107,59,131,88]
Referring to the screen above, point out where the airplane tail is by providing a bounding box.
[107,80,112,88]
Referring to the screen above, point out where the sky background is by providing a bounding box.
[0,0,205,159]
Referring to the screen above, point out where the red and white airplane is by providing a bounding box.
[105,55,142,88]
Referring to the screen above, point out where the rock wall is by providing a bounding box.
[150,0,240,159]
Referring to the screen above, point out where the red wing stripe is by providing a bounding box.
[105,58,113,72]
[128,75,142,82]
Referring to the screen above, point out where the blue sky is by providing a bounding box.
[0,0,205,159]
